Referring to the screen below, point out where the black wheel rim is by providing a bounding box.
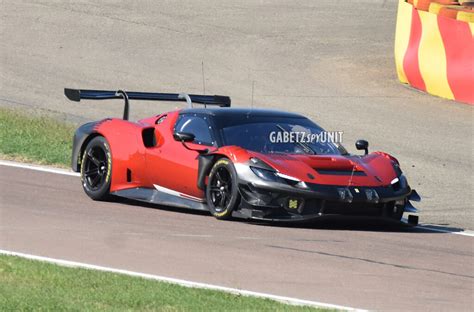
[209,167,233,212]
[83,146,108,191]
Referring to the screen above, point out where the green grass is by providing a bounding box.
[0,108,329,311]
[0,107,75,167]
[0,255,329,312]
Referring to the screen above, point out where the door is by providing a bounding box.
[145,113,216,199]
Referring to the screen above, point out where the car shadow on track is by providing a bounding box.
[114,197,210,217]
[251,217,467,234]
[115,198,465,235]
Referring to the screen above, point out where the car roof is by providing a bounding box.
[180,107,306,119]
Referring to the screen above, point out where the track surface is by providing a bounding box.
[1,1,473,310]
[0,0,473,229]
[1,165,472,311]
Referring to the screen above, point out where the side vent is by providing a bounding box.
[142,128,156,148]
[127,169,132,182]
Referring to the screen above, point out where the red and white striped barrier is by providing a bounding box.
[394,0,474,104]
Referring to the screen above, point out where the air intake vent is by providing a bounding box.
[127,169,132,182]
[142,128,156,148]
[316,169,366,176]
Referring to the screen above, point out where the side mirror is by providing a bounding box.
[355,139,369,155]
[173,132,195,142]
[173,132,209,154]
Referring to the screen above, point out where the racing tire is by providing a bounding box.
[206,158,240,220]
[80,136,112,201]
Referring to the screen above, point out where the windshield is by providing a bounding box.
[220,117,346,155]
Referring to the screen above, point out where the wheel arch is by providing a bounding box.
[76,133,103,170]
[197,147,251,190]
[197,154,221,190]
[72,121,107,172]
[79,135,113,201]
[205,155,240,220]
[73,118,150,192]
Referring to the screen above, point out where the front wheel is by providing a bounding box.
[206,158,240,220]
[80,136,112,201]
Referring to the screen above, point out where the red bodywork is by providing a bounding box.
[90,110,400,200]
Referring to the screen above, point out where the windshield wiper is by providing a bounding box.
[275,124,316,155]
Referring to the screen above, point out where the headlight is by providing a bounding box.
[275,172,299,182]
[249,166,309,189]
[250,166,280,182]
[391,173,408,191]
[276,172,309,189]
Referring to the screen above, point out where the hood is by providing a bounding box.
[251,152,399,187]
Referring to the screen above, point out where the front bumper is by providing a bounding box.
[234,165,413,222]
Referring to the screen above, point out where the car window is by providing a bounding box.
[221,118,345,155]
[174,114,214,146]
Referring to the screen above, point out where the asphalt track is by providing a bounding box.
[1,1,473,310]
[1,163,473,311]
[0,0,473,229]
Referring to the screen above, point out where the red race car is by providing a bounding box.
[65,88,420,223]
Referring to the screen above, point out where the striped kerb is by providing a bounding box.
[418,10,454,100]
[395,0,473,105]
[438,15,474,104]
[394,0,413,83]
[403,8,426,91]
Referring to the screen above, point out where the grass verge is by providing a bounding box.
[0,107,75,167]
[0,255,328,311]
[0,108,332,311]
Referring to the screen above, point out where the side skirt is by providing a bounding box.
[111,187,209,211]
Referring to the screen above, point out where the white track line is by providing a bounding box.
[0,159,79,176]
[417,225,474,237]
[1,160,473,238]
[0,249,364,312]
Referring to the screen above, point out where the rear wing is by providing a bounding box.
[64,88,231,120]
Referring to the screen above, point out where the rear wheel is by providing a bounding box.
[206,158,240,220]
[80,136,112,201]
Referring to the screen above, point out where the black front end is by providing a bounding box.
[233,164,414,222]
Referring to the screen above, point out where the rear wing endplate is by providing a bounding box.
[64,88,231,120]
